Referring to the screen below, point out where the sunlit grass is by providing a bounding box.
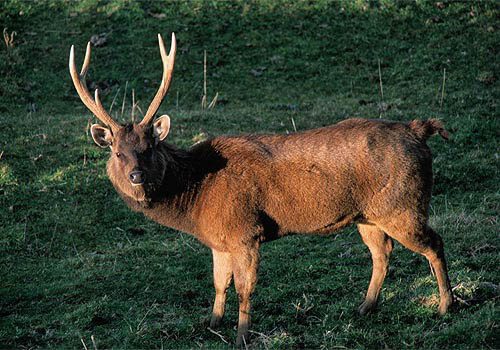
[0,163,18,186]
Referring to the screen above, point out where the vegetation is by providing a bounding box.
[1,0,498,348]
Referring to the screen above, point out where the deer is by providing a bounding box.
[69,33,454,346]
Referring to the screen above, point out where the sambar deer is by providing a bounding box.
[69,33,453,346]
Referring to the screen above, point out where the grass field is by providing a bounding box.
[1,1,498,348]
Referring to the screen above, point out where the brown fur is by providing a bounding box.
[97,117,453,346]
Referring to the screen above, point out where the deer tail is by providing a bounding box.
[409,118,449,141]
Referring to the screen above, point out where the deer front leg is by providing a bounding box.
[210,249,233,328]
[232,247,259,347]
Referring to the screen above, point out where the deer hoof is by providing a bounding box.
[358,300,376,316]
[209,315,222,329]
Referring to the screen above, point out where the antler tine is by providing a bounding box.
[140,32,176,126]
[80,42,91,77]
[69,43,120,132]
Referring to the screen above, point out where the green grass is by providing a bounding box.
[1,0,498,348]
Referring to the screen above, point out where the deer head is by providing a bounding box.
[69,33,176,201]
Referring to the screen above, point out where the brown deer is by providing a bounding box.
[69,33,453,346]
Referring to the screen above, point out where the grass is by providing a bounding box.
[0,0,498,348]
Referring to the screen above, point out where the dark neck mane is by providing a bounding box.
[157,142,199,197]
[157,140,227,196]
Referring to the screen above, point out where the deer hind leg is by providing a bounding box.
[210,249,233,328]
[379,218,453,315]
[357,223,394,315]
[421,226,453,314]
[231,247,259,347]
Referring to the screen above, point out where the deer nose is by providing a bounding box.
[129,170,144,185]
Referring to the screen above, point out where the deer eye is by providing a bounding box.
[115,152,121,158]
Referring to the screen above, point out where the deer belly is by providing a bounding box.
[264,178,358,235]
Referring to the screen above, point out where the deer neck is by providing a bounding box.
[110,141,220,235]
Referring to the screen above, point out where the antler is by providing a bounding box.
[69,42,121,132]
[140,33,177,126]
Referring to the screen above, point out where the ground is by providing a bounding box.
[0,1,498,349]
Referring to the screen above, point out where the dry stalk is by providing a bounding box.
[85,118,91,137]
[3,28,16,49]
[178,232,196,251]
[120,81,128,120]
[135,300,157,334]
[131,89,136,123]
[440,68,446,109]
[201,50,218,110]
[378,59,384,101]
[108,87,121,115]
[378,58,385,118]
[208,92,218,109]
[207,327,228,343]
[135,104,144,117]
[202,50,207,109]
[290,117,297,132]
[90,335,98,350]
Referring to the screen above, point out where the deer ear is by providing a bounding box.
[153,115,171,142]
[90,124,113,148]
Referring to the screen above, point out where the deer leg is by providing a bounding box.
[422,226,453,314]
[357,223,393,315]
[380,220,453,315]
[232,247,259,347]
[210,249,233,328]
